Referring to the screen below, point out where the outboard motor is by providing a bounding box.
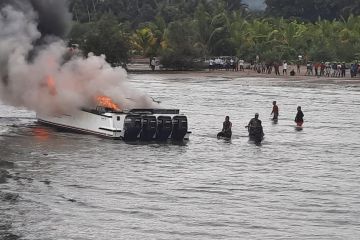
[171,116,188,140]
[156,116,172,141]
[140,115,157,141]
[123,115,141,141]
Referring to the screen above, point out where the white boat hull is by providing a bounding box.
[37,108,190,141]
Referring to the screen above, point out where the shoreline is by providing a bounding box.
[127,68,360,84]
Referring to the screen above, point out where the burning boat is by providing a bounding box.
[37,96,190,141]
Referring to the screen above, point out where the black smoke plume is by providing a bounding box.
[0,0,155,115]
[1,0,71,37]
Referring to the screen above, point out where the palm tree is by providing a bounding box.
[131,27,158,56]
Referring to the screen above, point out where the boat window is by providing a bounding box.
[117,116,120,121]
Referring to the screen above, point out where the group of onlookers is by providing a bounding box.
[208,57,245,71]
[209,57,360,78]
[305,62,360,78]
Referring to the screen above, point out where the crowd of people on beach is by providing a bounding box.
[217,101,304,142]
[304,62,360,78]
[208,57,244,71]
[208,56,360,78]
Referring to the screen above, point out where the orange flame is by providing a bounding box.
[33,127,50,141]
[96,96,121,111]
[46,76,57,96]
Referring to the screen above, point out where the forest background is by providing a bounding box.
[67,0,360,69]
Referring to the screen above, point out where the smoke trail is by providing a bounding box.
[0,0,156,116]
[29,0,72,38]
[243,0,266,11]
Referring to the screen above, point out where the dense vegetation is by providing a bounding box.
[265,0,360,21]
[67,0,360,69]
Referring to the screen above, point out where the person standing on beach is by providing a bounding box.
[209,58,214,71]
[337,63,342,77]
[306,62,312,75]
[274,62,280,75]
[314,62,319,76]
[295,106,304,126]
[325,62,331,77]
[150,57,156,71]
[283,61,288,75]
[320,62,326,76]
[297,63,301,74]
[341,63,346,77]
[271,101,279,120]
[239,59,244,71]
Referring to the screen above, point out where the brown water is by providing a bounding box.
[1,74,360,239]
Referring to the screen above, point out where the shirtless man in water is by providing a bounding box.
[271,101,279,120]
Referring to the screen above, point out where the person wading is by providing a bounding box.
[295,106,304,126]
[247,113,264,140]
[217,116,232,138]
[271,101,279,120]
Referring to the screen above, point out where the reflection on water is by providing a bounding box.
[1,75,360,239]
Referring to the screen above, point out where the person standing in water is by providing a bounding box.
[295,106,304,126]
[247,113,264,139]
[217,116,232,138]
[271,101,279,120]
[248,113,262,128]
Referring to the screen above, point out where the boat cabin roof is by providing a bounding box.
[82,107,180,115]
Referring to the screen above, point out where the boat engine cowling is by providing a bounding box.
[171,116,188,140]
[123,115,141,141]
[140,115,157,140]
[156,116,172,141]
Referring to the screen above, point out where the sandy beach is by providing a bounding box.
[127,64,360,85]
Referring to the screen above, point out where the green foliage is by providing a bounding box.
[131,27,158,57]
[67,0,360,69]
[69,14,130,66]
[265,0,360,22]
[160,21,202,70]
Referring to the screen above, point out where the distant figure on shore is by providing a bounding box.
[306,62,313,75]
[314,62,319,76]
[290,69,295,76]
[325,62,331,77]
[295,106,304,126]
[274,62,280,75]
[320,62,326,76]
[283,61,288,75]
[209,58,214,71]
[341,62,346,77]
[271,101,279,120]
[217,116,232,139]
[239,59,244,71]
[150,57,156,71]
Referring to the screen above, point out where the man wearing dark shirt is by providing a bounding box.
[217,116,232,138]
[295,106,304,126]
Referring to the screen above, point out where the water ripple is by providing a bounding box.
[1,75,360,239]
